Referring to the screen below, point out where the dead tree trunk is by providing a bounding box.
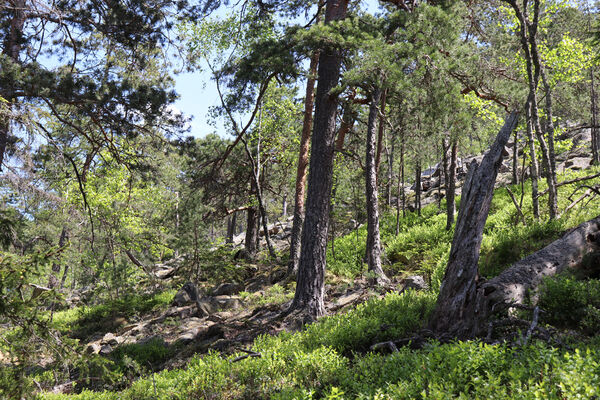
[480,215,600,309]
[365,87,390,285]
[430,111,519,338]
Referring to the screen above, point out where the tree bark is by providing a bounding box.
[430,111,519,338]
[288,47,321,277]
[365,87,389,285]
[289,0,349,318]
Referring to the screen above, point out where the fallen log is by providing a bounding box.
[479,215,600,310]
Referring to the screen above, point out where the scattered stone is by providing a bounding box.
[212,295,243,310]
[212,282,243,296]
[86,343,101,354]
[155,266,176,279]
[101,332,120,346]
[209,311,234,322]
[565,157,591,171]
[173,282,202,306]
[196,298,217,316]
[399,275,428,293]
[245,277,267,293]
[269,267,287,284]
[332,292,361,310]
[99,344,113,355]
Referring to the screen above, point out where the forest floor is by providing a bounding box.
[18,125,600,398]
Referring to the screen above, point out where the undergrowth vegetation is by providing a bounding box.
[30,167,600,399]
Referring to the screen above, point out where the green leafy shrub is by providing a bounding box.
[538,275,600,333]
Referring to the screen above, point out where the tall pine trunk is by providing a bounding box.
[365,88,389,285]
[289,0,349,318]
[288,47,321,277]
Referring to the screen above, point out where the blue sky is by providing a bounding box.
[172,0,382,138]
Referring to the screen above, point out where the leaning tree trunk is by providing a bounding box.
[288,47,321,278]
[430,111,519,338]
[365,87,390,285]
[289,0,349,319]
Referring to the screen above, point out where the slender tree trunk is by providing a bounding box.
[226,212,237,244]
[591,67,599,164]
[446,139,458,230]
[442,138,449,210]
[525,98,540,220]
[430,112,519,338]
[375,89,387,179]
[242,137,276,258]
[282,194,288,219]
[0,0,26,171]
[334,102,356,152]
[386,137,395,208]
[365,87,389,285]
[415,159,421,216]
[507,0,556,219]
[289,0,349,318]
[245,195,259,260]
[396,137,405,235]
[540,77,558,219]
[512,128,519,185]
[288,49,320,277]
[48,227,68,290]
[531,39,558,219]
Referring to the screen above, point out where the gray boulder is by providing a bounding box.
[212,282,243,296]
[173,282,202,306]
[399,275,428,293]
